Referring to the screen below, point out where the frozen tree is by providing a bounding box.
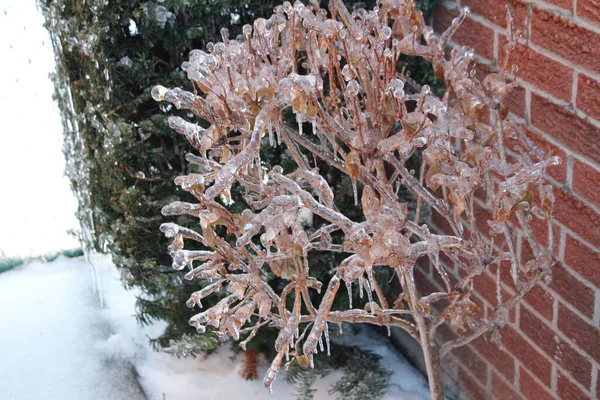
[154,1,560,398]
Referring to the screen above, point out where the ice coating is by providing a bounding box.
[153,1,562,397]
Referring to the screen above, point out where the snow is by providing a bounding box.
[0,0,79,258]
[0,257,145,400]
[0,256,431,400]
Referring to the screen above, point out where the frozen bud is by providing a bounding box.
[421,85,431,95]
[151,85,168,101]
[294,1,305,14]
[213,42,226,54]
[254,18,268,35]
[189,49,208,63]
[388,79,405,99]
[242,24,253,37]
[379,26,392,41]
[220,27,229,42]
[341,64,355,81]
[159,222,179,238]
[283,1,293,15]
[290,73,318,94]
[204,54,221,69]
[172,249,189,270]
[155,6,168,26]
[346,80,361,98]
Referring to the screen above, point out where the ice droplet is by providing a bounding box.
[118,56,133,68]
[151,85,168,101]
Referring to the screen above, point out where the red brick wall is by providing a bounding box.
[429,1,600,399]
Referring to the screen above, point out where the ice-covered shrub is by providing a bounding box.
[155,1,560,398]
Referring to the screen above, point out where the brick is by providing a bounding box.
[505,84,526,118]
[506,42,573,102]
[458,366,489,400]
[437,321,459,343]
[550,261,595,318]
[461,0,528,31]
[572,159,600,209]
[520,307,592,386]
[502,326,552,385]
[522,284,554,321]
[519,367,554,400]
[557,371,589,400]
[553,188,600,248]
[431,208,453,236]
[530,93,600,165]
[433,5,495,61]
[414,266,441,299]
[416,254,432,276]
[454,344,489,385]
[564,233,600,288]
[473,199,493,239]
[474,271,499,307]
[519,216,561,265]
[577,73,600,120]
[473,336,516,381]
[504,126,567,184]
[577,0,600,24]
[531,7,600,74]
[557,303,600,363]
[542,0,574,11]
[491,371,521,400]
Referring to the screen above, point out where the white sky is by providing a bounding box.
[0,0,79,258]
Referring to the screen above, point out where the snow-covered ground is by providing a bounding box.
[0,256,431,400]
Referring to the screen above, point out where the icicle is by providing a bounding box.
[331,129,337,160]
[366,283,374,313]
[358,276,364,299]
[366,268,375,292]
[309,355,314,369]
[324,323,331,356]
[276,124,282,146]
[318,335,324,352]
[297,114,303,136]
[268,121,275,147]
[312,118,317,136]
[387,326,391,337]
[346,280,353,308]
[352,181,358,206]
[338,322,343,335]
[285,345,290,361]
